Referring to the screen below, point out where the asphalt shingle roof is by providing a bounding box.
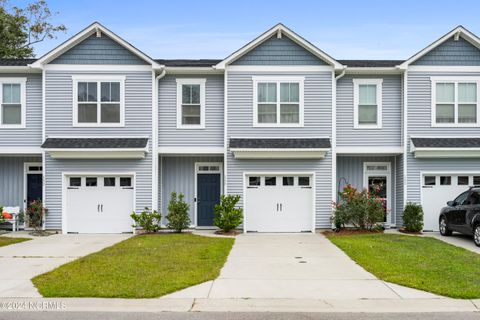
[0,58,37,66]
[337,60,404,67]
[155,59,222,67]
[229,138,331,149]
[41,138,149,149]
[411,137,480,148]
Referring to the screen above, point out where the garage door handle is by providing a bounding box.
[101,204,103,212]
[97,204,100,212]
[280,203,283,212]
[276,203,279,211]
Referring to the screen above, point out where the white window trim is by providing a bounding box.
[430,77,480,127]
[353,78,383,129]
[252,76,305,127]
[176,78,206,129]
[72,75,126,127]
[0,77,27,128]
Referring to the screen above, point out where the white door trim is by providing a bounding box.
[194,162,223,227]
[23,162,43,210]
[363,162,392,226]
[61,171,136,234]
[242,171,316,233]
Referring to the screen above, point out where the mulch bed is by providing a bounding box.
[322,229,384,237]
[398,229,422,235]
[214,230,242,236]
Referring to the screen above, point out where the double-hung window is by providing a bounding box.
[253,77,304,126]
[0,78,26,127]
[353,79,382,129]
[176,78,206,129]
[72,76,125,126]
[431,78,479,126]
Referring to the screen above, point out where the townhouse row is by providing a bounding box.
[1,22,479,233]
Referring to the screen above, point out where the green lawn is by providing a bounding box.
[327,233,480,299]
[32,233,234,298]
[0,236,30,247]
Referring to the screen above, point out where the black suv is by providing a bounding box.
[439,186,480,247]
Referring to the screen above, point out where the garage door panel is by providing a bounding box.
[421,174,474,231]
[66,175,134,234]
[245,175,313,233]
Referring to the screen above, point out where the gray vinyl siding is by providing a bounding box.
[336,75,402,146]
[232,35,327,65]
[160,156,223,225]
[44,153,153,230]
[50,34,147,65]
[45,70,152,137]
[158,75,224,148]
[226,153,332,228]
[336,155,398,225]
[0,156,42,210]
[407,71,480,137]
[412,36,480,66]
[227,71,333,137]
[0,73,42,147]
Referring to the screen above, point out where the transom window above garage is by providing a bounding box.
[423,175,480,186]
[72,76,125,127]
[248,176,311,187]
[252,76,304,127]
[431,78,480,127]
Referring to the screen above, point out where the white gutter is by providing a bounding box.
[152,68,166,211]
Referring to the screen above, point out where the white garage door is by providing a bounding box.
[421,174,479,231]
[66,175,134,233]
[245,175,314,232]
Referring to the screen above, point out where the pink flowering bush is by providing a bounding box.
[332,184,386,230]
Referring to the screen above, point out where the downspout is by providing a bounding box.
[153,68,166,213]
[331,66,347,230]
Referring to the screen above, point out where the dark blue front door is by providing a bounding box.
[27,174,42,205]
[197,174,221,226]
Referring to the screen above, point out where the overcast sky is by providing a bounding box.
[13,0,480,60]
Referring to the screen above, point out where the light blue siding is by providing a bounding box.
[51,34,147,65]
[0,156,42,210]
[45,70,152,136]
[227,71,333,137]
[44,154,153,230]
[232,35,327,65]
[336,155,399,225]
[413,36,480,66]
[336,75,402,147]
[160,156,223,225]
[0,74,42,147]
[395,154,404,226]
[158,75,224,148]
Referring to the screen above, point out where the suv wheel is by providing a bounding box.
[474,225,480,247]
[439,216,452,236]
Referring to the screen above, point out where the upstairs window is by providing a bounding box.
[0,78,26,127]
[431,78,479,126]
[72,76,125,127]
[176,78,206,129]
[353,79,382,129]
[253,77,304,127]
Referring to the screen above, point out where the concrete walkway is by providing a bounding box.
[163,233,439,300]
[0,233,130,297]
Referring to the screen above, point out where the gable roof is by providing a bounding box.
[30,22,163,69]
[399,26,480,68]
[215,23,343,70]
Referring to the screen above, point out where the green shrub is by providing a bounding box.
[166,192,191,233]
[332,184,385,230]
[131,207,161,233]
[214,195,243,232]
[26,200,46,232]
[402,202,424,232]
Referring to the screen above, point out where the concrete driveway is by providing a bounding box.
[424,231,480,254]
[164,233,438,300]
[0,233,130,297]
